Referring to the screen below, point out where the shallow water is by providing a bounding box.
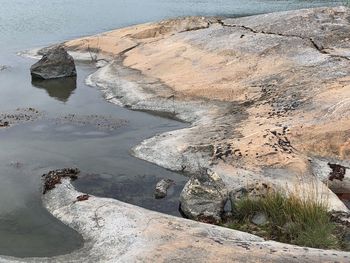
[0,59,187,257]
[0,0,344,258]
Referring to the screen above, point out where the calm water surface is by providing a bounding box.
[0,0,344,258]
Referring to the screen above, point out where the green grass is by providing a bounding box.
[227,192,341,250]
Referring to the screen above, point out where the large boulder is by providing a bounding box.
[30,46,76,80]
[179,169,228,224]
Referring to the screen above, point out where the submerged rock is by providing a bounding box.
[179,169,228,224]
[30,46,76,80]
[154,178,174,199]
[0,107,42,128]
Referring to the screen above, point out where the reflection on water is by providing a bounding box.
[32,77,77,102]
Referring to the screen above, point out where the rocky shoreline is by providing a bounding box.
[2,6,350,262]
[2,178,350,262]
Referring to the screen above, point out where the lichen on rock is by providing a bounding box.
[180,169,228,224]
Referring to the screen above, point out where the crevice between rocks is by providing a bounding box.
[218,20,350,61]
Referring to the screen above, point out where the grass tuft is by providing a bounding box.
[228,192,341,249]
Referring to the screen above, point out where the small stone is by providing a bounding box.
[251,212,268,226]
[76,194,90,202]
[154,179,174,199]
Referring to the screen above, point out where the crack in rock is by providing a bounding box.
[218,19,350,61]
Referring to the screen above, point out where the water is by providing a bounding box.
[0,0,344,258]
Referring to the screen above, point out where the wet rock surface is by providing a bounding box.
[154,178,174,199]
[0,108,128,132]
[180,169,228,224]
[53,114,128,131]
[30,46,76,80]
[0,108,42,128]
[42,168,80,194]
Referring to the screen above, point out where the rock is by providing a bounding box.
[30,46,76,80]
[310,158,350,195]
[33,178,350,263]
[329,211,350,227]
[230,183,274,216]
[343,228,350,251]
[251,212,268,226]
[230,182,273,202]
[76,194,90,202]
[0,107,42,128]
[154,179,174,199]
[179,169,228,224]
[42,168,80,194]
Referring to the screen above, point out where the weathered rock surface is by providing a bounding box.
[154,178,174,199]
[63,6,350,213]
[180,169,228,224]
[230,182,273,203]
[15,6,350,261]
[2,179,350,262]
[30,46,76,79]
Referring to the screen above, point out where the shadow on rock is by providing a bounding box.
[32,77,77,102]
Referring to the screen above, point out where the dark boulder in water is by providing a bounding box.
[30,46,76,80]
